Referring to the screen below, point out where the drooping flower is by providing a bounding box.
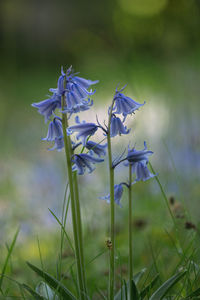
[32,93,61,123]
[110,115,130,137]
[32,67,99,121]
[49,137,64,152]
[100,184,123,207]
[71,153,104,175]
[42,117,63,141]
[126,142,153,164]
[67,120,99,145]
[113,86,145,121]
[132,161,156,183]
[85,141,107,157]
[42,117,64,151]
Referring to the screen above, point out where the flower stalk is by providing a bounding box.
[128,164,133,300]
[61,91,86,300]
[107,99,116,300]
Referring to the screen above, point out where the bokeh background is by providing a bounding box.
[0,0,200,296]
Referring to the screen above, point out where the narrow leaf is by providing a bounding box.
[149,271,187,300]
[22,284,46,300]
[133,268,147,285]
[131,280,139,300]
[26,262,77,300]
[140,274,159,299]
[0,228,19,291]
[184,287,200,299]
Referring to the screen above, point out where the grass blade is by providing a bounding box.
[149,271,187,300]
[0,228,20,292]
[26,262,77,300]
[22,284,46,300]
[131,280,139,300]
[140,274,159,299]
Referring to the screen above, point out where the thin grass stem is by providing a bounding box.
[128,164,133,300]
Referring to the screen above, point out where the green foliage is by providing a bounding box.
[26,262,77,300]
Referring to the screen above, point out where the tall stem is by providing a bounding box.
[128,164,133,300]
[61,93,85,300]
[107,100,115,300]
[74,172,87,294]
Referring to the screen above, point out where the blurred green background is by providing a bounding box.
[0,0,200,297]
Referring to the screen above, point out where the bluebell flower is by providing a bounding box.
[110,115,130,137]
[132,161,156,183]
[126,142,153,164]
[67,120,99,145]
[42,117,63,141]
[100,184,123,207]
[113,86,145,120]
[42,117,64,151]
[85,141,107,157]
[72,76,99,89]
[32,67,98,121]
[49,137,64,152]
[32,93,61,123]
[71,153,104,175]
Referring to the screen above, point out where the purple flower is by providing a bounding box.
[100,184,123,207]
[72,153,104,175]
[110,115,130,137]
[32,93,61,123]
[42,117,63,141]
[67,120,98,145]
[113,86,145,120]
[42,117,64,151]
[132,161,156,183]
[126,142,153,164]
[85,141,107,157]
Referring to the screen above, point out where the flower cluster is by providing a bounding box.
[32,66,156,205]
[32,67,99,151]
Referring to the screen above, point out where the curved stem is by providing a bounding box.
[107,100,115,300]
[128,164,133,300]
[61,92,85,300]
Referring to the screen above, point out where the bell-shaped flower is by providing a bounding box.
[126,142,153,164]
[42,117,64,151]
[113,87,145,120]
[71,153,104,175]
[133,161,156,183]
[67,120,98,145]
[85,141,107,157]
[63,98,93,114]
[110,115,130,137]
[73,76,99,89]
[32,93,61,123]
[42,117,63,141]
[100,184,123,207]
[49,137,64,152]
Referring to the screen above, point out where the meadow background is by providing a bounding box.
[0,0,200,298]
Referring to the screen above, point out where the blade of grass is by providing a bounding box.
[0,228,20,292]
[26,262,77,300]
[48,208,74,253]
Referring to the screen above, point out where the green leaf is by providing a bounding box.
[0,228,19,291]
[133,268,147,285]
[36,281,59,300]
[184,287,200,299]
[114,269,146,300]
[22,284,46,300]
[26,262,77,300]
[131,280,139,300]
[149,271,187,300]
[140,274,159,299]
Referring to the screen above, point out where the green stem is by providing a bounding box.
[61,94,85,300]
[128,165,133,300]
[107,99,115,300]
[74,172,87,294]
